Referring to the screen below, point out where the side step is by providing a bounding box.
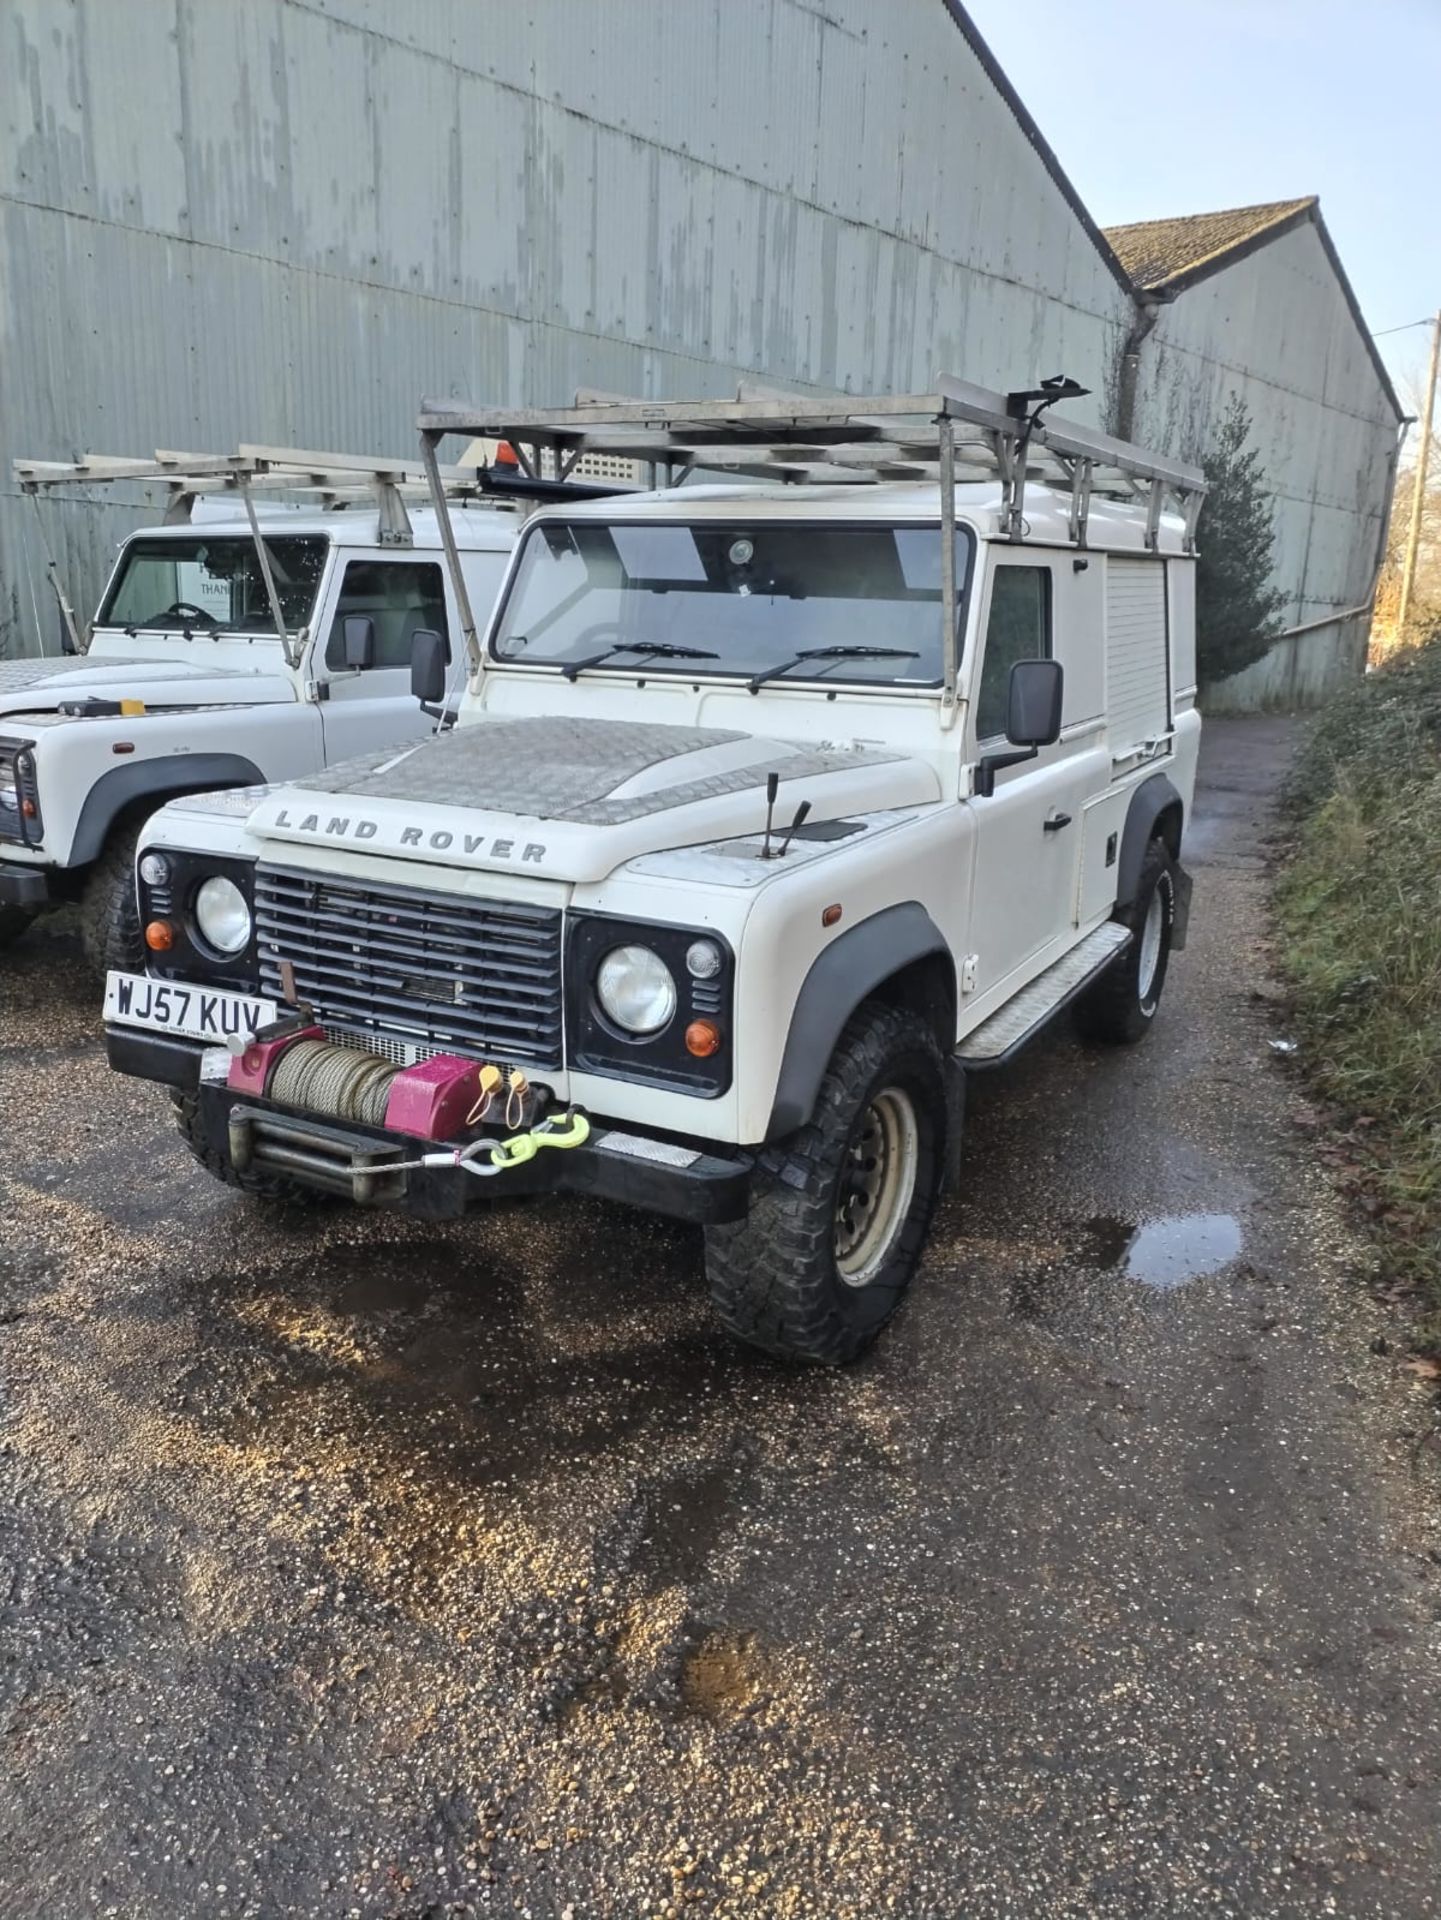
[955,922,1132,1070]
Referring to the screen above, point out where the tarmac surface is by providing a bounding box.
[2,714,1439,1918]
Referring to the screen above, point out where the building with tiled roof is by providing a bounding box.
[1,0,1403,705]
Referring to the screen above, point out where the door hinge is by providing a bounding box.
[961,954,979,995]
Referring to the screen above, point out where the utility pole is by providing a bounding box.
[1397,307,1441,637]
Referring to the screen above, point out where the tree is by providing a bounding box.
[1195,394,1287,684]
[1372,464,1441,661]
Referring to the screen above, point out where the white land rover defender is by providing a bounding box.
[104,382,1205,1365]
[1,448,534,971]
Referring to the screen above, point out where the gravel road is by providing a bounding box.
[2,715,1439,1918]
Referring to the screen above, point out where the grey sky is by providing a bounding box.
[967,0,1441,408]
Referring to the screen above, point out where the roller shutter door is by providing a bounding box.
[1106,558,1170,752]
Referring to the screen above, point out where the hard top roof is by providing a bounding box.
[120,500,518,550]
[519,478,1191,556]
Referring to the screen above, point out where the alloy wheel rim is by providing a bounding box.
[834,1085,920,1288]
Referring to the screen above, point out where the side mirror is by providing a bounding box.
[1005,657,1064,747]
[410,627,448,705]
[974,658,1065,798]
[342,614,375,670]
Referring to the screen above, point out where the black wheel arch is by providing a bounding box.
[764,901,956,1142]
[1116,772,1184,910]
[69,754,266,867]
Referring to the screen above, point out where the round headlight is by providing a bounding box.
[193,875,252,956]
[139,851,170,887]
[595,944,676,1035]
[685,938,723,980]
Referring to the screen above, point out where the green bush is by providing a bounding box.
[1277,626,1441,1326]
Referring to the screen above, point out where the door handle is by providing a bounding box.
[1043,810,1072,832]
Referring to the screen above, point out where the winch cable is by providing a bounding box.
[267,1039,401,1129]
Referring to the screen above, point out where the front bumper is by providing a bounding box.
[0,860,51,910]
[106,1026,752,1225]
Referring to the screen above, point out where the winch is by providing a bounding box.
[223,1019,587,1180]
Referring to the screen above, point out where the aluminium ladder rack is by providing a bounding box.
[13,444,518,548]
[414,378,1207,700]
[13,443,549,662]
[417,377,1208,555]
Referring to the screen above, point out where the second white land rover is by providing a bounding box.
[103,382,1204,1364]
[2,448,535,971]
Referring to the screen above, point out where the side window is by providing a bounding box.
[975,565,1052,741]
[325,560,449,670]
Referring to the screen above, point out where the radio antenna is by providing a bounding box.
[761,771,779,859]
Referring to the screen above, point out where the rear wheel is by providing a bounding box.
[1074,835,1177,1045]
[171,1091,326,1206]
[80,824,144,976]
[704,1002,948,1365]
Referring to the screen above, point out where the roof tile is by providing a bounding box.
[1104,198,1317,289]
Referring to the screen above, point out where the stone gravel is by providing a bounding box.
[1,715,1439,1918]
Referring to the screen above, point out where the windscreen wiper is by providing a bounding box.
[746,645,918,694]
[561,641,719,682]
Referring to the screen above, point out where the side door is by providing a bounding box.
[963,556,1093,1001]
[314,553,453,761]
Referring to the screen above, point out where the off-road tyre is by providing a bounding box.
[0,905,38,949]
[80,823,144,976]
[171,1090,327,1206]
[705,1002,948,1365]
[1074,834,1176,1046]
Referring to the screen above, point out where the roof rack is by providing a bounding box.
[418,377,1207,554]
[15,443,626,663]
[12,444,538,549]
[416,378,1207,703]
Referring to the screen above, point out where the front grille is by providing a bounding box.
[255,864,564,1069]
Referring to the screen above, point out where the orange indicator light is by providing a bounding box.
[144,920,175,952]
[685,1019,722,1058]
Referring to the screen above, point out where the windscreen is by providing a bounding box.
[97,536,326,636]
[491,521,970,686]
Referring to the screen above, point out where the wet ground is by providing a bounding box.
[2,714,1440,1918]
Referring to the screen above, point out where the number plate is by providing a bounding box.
[103,970,278,1043]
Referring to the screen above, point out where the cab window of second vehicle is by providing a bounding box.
[327,561,449,669]
[976,566,1051,740]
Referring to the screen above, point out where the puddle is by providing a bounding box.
[1123,1213,1243,1290]
[1010,1210,1245,1320]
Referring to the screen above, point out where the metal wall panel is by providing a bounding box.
[0,0,1250,660]
[1131,222,1398,652]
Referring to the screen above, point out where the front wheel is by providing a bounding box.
[704,1002,948,1365]
[1074,835,1177,1045]
[80,824,144,976]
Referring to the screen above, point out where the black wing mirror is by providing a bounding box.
[409,627,448,705]
[975,659,1065,797]
[342,614,375,670]
[1005,657,1064,747]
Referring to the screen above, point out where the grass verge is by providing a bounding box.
[1274,627,1441,1353]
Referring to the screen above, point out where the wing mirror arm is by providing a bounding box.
[974,746,1036,798]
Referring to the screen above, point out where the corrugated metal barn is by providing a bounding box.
[0,0,1403,703]
[1107,198,1404,710]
